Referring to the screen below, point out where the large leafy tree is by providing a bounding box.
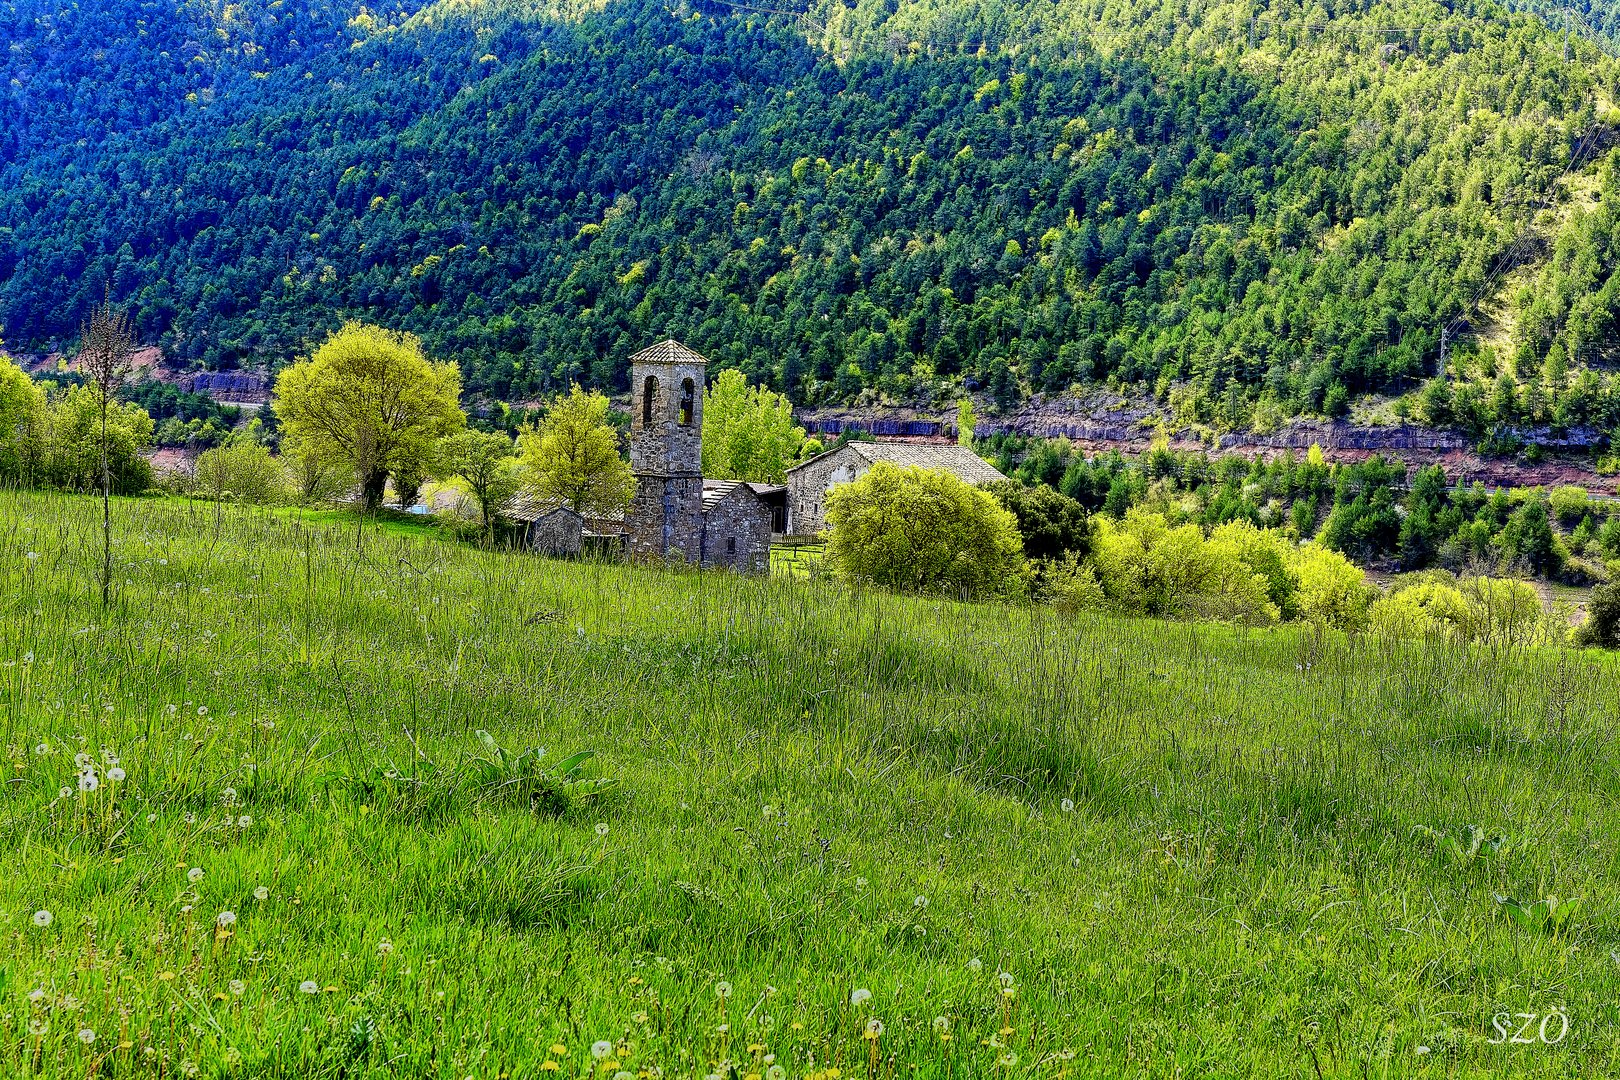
[700,368,804,484]
[443,429,523,529]
[272,323,464,510]
[825,461,1024,598]
[517,386,634,517]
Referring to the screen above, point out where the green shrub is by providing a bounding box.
[1575,582,1620,650]
[825,462,1025,599]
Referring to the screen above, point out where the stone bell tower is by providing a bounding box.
[627,339,707,562]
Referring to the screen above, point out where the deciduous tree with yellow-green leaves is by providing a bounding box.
[700,368,803,485]
[517,385,634,517]
[271,323,464,510]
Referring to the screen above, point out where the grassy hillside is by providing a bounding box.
[2,489,1617,1076]
[6,0,1620,435]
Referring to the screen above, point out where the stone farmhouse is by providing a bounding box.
[625,339,778,572]
[785,441,1008,536]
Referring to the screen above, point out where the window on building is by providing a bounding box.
[727,537,736,555]
[679,378,695,426]
[642,375,657,426]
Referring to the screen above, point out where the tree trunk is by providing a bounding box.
[362,470,388,511]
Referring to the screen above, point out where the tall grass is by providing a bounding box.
[0,489,1615,1077]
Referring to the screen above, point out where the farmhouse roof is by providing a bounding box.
[700,479,770,514]
[629,338,711,368]
[504,493,582,524]
[787,441,1008,485]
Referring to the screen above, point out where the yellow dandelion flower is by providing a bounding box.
[541,1063,560,1073]
[550,1045,567,1056]
[999,1026,1014,1036]
[748,1044,764,1053]
[157,972,176,982]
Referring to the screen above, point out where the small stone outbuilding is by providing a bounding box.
[700,480,774,572]
[506,495,585,557]
[784,441,1008,536]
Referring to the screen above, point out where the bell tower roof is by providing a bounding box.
[629,338,710,369]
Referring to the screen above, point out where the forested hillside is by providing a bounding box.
[5,0,1620,433]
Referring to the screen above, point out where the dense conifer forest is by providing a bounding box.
[6,0,1620,434]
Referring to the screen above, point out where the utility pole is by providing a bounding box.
[1439,325,1451,373]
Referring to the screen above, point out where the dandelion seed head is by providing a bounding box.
[594,822,609,836]
[967,957,982,973]
[298,980,318,995]
[77,1028,95,1045]
[849,988,872,1007]
[253,886,269,901]
[32,910,52,927]
[591,1040,613,1059]
[229,980,246,995]
[108,767,126,782]
[714,980,732,999]
[78,772,99,792]
[913,895,928,909]
[187,867,204,883]
[216,911,236,927]
[864,1018,884,1039]
[1061,798,1075,812]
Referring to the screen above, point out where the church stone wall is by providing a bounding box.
[701,489,772,573]
[628,475,704,562]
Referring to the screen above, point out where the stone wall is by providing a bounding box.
[528,510,582,557]
[629,366,704,477]
[702,488,772,573]
[628,475,704,562]
[786,446,864,536]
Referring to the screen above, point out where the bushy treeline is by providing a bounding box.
[827,457,1608,648]
[3,0,1620,429]
[0,359,155,493]
[984,433,1620,581]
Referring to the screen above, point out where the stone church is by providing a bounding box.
[626,339,775,573]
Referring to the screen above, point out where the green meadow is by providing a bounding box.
[2,489,1617,1078]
